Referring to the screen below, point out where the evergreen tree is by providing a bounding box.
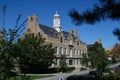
[82,42,108,75]
[69,0,120,40]
[69,0,120,25]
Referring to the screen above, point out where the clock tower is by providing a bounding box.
[53,11,63,32]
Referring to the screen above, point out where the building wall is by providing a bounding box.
[25,14,87,68]
[46,35,87,68]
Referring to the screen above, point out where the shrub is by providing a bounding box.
[80,67,86,71]
[48,67,75,73]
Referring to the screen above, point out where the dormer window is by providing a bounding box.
[69,40,74,48]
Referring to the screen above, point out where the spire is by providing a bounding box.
[54,11,60,18]
[56,11,58,14]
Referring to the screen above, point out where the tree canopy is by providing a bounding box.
[0,5,28,80]
[17,34,55,74]
[82,42,108,75]
[110,43,120,62]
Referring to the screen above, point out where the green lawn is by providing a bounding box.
[9,74,55,80]
[30,74,55,79]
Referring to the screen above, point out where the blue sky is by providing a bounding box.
[0,0,120,48]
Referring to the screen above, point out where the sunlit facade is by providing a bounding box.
[24,12,87,68]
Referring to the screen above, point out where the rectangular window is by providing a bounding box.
[75,49,77,55]
[59,47,62,54]
[69,59,73,65]
[77,59,79,65]
[74,49,76,55]
[70,49,72,57]
[62,48,63,54]
[64,48,66,55]
[77,49,79,55]
[55,47,59,54]
[70,41,72,44]
[54,47,57,54]
[64,48,68,55]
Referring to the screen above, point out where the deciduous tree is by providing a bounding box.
[110,43,120,61]
[59,54,67,72]
[0,5,26,80]
[17,34,55,74]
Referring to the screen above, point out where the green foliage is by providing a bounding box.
[8,75,31,80]
[17,34,55,74]
[49,67,75,73]
[29,75,54,79]
[80,67,86,71]
[69,0,120,41]
[81,53,89,67]
[8,75,55,80]
[99,73,120,80]
[113,28,120,40]
[0,4,27,79]
[82,42,109,75]
[89,42,108,74]
[59,54,67,72]
[69,0,120,25]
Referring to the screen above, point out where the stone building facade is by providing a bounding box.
[24,12,87,68]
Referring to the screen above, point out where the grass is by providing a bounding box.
[9,74,55,80]
[29,74,55,79]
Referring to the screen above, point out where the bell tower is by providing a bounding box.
[53,11,63,32]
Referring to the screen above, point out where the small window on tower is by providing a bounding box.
[30,17,33,21]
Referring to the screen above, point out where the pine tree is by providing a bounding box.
[69,0,120,40]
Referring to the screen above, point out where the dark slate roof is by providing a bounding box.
[63,31,69,39]
[39,24,58,37]
[39,24,78,41]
